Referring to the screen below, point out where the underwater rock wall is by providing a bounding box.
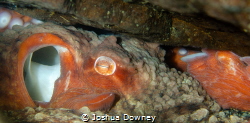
[1,1,250,56]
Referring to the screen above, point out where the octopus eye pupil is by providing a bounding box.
[94,56,116,75]
[98,64,109,68]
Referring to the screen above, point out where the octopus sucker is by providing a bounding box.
[0,8,43,32]
[0,11,11,29]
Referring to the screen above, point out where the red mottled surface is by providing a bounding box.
[183,50,250,111]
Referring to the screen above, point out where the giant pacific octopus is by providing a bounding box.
[167,47,250,111]
[2,7,250,121]
[182,49,250,111]
[0,22,153,111]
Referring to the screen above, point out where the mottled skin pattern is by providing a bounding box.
[0,23,141,111]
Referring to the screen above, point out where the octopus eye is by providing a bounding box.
[94,56,116,75]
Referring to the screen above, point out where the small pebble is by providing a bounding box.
[25,107,35,115]
[78,106,91,113]
[167,99,175,108]
[154,103,163,111]
[230,115,241,123]
[208,115,218,123]
[190,108,209,121]
[162,76,170,83]
[219,111,226,118]
[173,115,188,123]
[210,102,221,112]
[162,95,170,101]
[34,113,49,120]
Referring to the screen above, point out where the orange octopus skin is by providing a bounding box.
[182,49,250,111]
[166,47,200,71]
[0,32,138,111]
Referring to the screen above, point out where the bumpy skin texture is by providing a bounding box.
[183,50,250,111]
[0,23,142,111]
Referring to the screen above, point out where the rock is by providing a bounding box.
[149,0,250,34]
[210,102,221,112]
[173,115,188,123]
[2,0,250,55]
[25,107,35,115]
[208,115,218,123]
[78,107,91,114]
[34,113,49,120]
[230,115,241,123]
[190,108,209,121]
[218,111,226,118]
